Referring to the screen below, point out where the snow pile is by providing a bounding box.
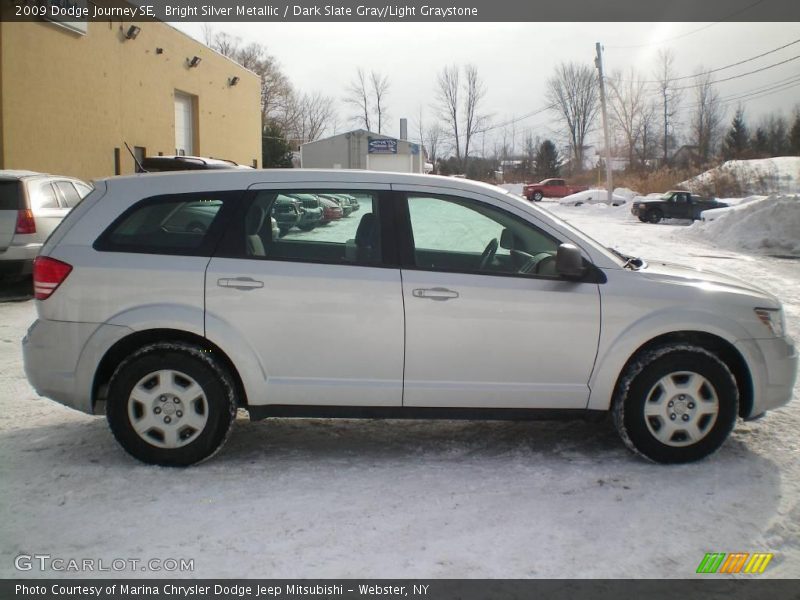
[686,194,800,255]
[681,157,800,195]
[613,187,640,200]
[560,189,629,205]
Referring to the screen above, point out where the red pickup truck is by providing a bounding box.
[522,178,588,201]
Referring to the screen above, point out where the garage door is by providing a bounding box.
[174,92,194,156]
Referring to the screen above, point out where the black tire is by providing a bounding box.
[612,344,738,463]
[646,209,663,224]
[279,226,291,237]
[106,342,237,467]
[298,224,316,232]
[533,191,544,202]
[638,216,647,222]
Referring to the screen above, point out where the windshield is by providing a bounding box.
[660,192,673,200]
[501,188,627,267]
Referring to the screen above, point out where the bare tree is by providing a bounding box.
[463,65,488,170]
[284,91,337,145]
[691,69,725,161]
[344,68,372,131]
[546,62,599,172]
[435,64,488,172]
[370,71,390,134]
[607,68,649,170]
[654,49,682,162]
[425,123,442,166]
[204,28,294,130]
[436,65,461,164]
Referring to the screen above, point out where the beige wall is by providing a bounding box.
[0,18,261,181]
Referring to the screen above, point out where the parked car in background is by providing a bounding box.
[317,196,344,224]
[289,193,324,231]
[523,178,588,201]
[271,195,303,236]
[0,170,92,280]
[138,155,253,172]
[631,191,729,223]
[322,193,354,217]
[22,170,796,467]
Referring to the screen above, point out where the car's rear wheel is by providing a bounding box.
[106,342,237,466]
[612,345,738,463]
[533,191,544,202]
[646,209,663,223]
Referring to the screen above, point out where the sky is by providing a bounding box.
[173,21,800,153]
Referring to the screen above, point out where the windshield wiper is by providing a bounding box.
[608,247,645,270]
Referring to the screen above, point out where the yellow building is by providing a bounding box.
[0,13,261,181]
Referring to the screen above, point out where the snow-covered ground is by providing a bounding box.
[1,199,799,579]
[681,157,800,196]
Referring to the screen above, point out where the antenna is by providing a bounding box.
[124,142,148,173]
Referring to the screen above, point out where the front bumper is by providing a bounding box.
[23,318,133,414]
[735,335,798,416]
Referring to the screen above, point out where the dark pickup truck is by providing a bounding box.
[631,191,728,223]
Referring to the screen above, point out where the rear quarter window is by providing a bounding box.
[93,191,241,256]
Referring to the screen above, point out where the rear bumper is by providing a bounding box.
[0,243,39,275]
[736,335,798,416]
[23,318,133,414]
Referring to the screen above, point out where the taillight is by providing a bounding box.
[15,209,36,234]
[33,256,72,300]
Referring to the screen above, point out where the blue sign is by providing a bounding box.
[368,138,397,154]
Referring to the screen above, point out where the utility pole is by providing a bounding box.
[595,42,614,205]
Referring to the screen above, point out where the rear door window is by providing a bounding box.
[94,192,239,256]
[53,181,82,208]
[218,190,382,266]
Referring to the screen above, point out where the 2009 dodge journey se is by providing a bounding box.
[22,170,797,466]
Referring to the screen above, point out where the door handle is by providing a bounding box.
[217,277,264,290]
[412,287,459,301]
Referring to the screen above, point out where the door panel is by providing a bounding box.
[402,270,600,408]
[397,191,601,409]
[205,185,403,407]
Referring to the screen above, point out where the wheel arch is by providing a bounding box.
[92,329,249,411]
[610,331,753,419]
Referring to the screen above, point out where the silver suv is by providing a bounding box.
[0,170,92,280]
[22,170,797,466]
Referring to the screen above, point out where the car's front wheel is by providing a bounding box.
[612,345,738,463]
[106,342,237,466]
[646,209,663,223]
[533,191,544,202]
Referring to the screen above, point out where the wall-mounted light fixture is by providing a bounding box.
[228,76,240,87]
[187,56,202,68]
[124,25,141,40]
[155,47,164,54]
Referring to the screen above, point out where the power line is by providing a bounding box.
[604,0,767,50]
[614,37,800,84]
[670,54,800,91]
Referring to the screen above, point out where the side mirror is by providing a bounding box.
[556,243,585,279]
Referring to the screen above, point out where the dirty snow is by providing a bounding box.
[559,188,629,205]
[687,195,800,256]
[1,198,799,579]
[681,157,800,196]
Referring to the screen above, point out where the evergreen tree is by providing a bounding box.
[721,108,749,160]
[533,139,561,179]
[752,127,770,158]
[788,112,800,155]
[262,121,293,168]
